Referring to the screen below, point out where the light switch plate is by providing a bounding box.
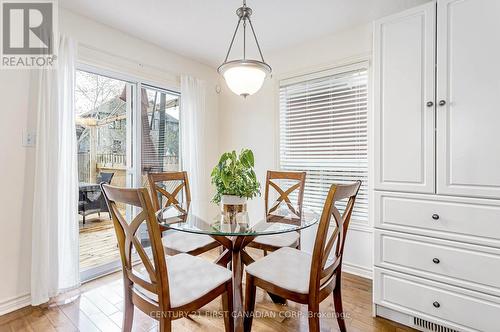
[22,130,36,147]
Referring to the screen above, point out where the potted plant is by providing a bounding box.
[211,149,260,221]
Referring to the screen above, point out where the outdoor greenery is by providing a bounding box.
[211,149,261,204]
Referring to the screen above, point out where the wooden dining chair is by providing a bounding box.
[101,184,233,332]
[147,171,220,256]
[244,181,362,332]
[248,170,306,253]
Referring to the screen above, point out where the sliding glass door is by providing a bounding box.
[74,66,181,281]
[75,69,136,280]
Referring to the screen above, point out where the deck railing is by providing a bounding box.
[78,152,179,183]
[97,153,126,165]
[78,153,90,183]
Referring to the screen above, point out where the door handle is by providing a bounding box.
[426,101,434,107]
[438,100,446,106]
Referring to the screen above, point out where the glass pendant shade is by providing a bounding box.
[218,60,271,97]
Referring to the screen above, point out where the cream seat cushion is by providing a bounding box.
[252,231,300,248]
[246,247,312,294]
[162,231,217,253]
[134,253,232,308]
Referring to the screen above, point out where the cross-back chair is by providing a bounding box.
[248,170,307,253]
[101,184,233,332]
[244,180,362,332]
[148,171,191,213]
[147,171,220,256]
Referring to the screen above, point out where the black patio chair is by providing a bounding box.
[78,172,114,224]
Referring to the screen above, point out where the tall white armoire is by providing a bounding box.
[373,1,500,331]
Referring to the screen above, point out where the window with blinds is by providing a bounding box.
[279,63,368,222]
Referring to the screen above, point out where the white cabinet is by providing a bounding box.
[374,269,500,332]
[373,1,500,331]
[436,0,500,198]
[375,0,500,200]
[375,229,500,296]
[373,2,435,194]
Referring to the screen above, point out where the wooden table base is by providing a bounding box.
[212,235,285,332]
[212,235,253,332]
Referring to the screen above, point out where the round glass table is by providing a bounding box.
[156,202,319,332]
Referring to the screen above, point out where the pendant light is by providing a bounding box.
[218,0,271,98]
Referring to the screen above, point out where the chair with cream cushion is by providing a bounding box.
[147,171,220,256]
[244,181,362,332]
[101,184,233,332]
[248,170,306,253]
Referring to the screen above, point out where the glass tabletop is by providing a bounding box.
[156,201,319,236]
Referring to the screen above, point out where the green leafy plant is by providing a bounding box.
[211,149,260,204]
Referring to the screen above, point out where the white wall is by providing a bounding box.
[0,8,220,314]
[218,23,374,278]
[0,70,36,314]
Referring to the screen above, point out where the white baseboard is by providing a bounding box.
[0,294,31,316]
[342,261,373,280]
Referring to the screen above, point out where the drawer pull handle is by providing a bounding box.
[433,301,440,308]
[433,258,440,264]
[432,214,440,220]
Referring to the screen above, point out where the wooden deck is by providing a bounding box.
[79,213,120,272]
[0,248,416,331]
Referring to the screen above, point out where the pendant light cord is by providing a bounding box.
[248,17,265,63]
[222,0,267,64]
[224,17,242,63]
[243,20,246,59]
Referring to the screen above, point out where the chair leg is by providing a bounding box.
[122,280,134,332]
[222,280,234,332]
[307,302,320,332]
[263,249,267,256]
[333,279,347,332]
[244,274,256,332]
[159,317,172,332]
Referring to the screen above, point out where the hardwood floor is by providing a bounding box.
[0,249,416,332]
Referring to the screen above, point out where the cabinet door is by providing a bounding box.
[373,2,436,193]
[437,0,500,199]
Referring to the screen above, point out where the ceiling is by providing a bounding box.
[60,0,430,67]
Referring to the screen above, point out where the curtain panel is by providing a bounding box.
[180,75,208,217]
[31,35,80,305]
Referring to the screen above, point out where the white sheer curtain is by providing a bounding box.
[180,75,208,216]
[31,35,80,305]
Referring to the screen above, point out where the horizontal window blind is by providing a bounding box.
[279,63,368,222]
[141,86,181,179]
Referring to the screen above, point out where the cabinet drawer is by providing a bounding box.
[374,268,500,332]
[375,191,500,247]
[375,230,500,296]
